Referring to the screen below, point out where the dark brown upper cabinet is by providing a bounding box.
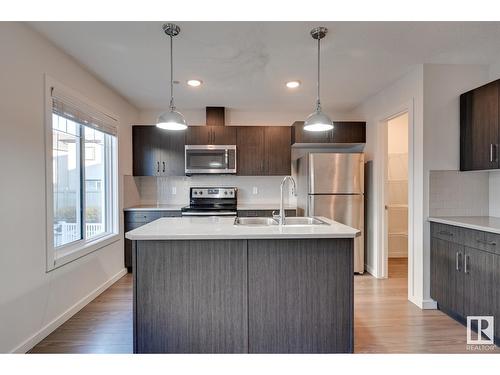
[460,80,500,171]
[291,121,366,145]
[237,127,265,175]
[133,125,185,176]
[237,126,291,176]
[264,126,291,175]
[186,126,236,145]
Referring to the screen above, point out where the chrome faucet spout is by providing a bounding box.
[279,176,296,226]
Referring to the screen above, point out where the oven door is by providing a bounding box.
[185,145,236,175]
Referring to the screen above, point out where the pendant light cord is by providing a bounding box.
[316,37,321,111]
[170,34,175,110]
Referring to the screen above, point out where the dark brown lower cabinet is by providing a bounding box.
[132,238,354,353]
[124,210,181,272]
[430,238,464,315]
[430,223,500,344]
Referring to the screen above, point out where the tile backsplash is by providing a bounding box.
[128,175,296,207]
[429,170,489,217]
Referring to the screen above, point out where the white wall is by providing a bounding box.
[351,63,489,309]
[350,65,424,308]
[0,22,139,353]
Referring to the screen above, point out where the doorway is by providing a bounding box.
[385,112,409,279]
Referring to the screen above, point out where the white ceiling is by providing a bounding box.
[30,21,500,113]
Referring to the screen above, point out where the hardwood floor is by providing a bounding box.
[29,258,498,354]
[29,274,133,354]
[355,258,498,353]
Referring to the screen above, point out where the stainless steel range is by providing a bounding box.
[181,187,237,216]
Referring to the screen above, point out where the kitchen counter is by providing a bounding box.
[124,204,186,211]
[125,216,359,241]
[124,203,296,212]
[428,216,500,235]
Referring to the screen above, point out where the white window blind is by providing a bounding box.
[51,87,118,136]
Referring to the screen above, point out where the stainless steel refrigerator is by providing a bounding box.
[296,153,365,273]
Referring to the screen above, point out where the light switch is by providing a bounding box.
[252,187,258,195]
[171,186,177,195]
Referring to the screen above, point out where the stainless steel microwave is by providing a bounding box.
[185,145,237,175]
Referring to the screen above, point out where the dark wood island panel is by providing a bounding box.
[134,240,248,353]
[248,238,354,353]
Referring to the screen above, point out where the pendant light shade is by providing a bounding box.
[156,109,187,130]
[156,23,187,131]
[304,27,333,132]
[304,108,333,132]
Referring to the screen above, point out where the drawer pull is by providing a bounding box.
[438,230,453,236]
[476,239,497,246]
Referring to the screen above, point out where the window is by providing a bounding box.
[46,77,119,270]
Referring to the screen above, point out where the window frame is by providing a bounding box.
[45,75,120,271]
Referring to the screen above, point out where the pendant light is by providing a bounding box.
[156,23,187,131]
[303,27,333,132]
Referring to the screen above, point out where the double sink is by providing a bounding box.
[234,216,329,227]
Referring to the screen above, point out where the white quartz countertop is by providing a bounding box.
[125,216,359,240]
[124,203,297,211]
[428,216,500,235]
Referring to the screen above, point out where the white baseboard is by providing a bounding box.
[420,298,438,310]
[408,295,437,310]
[11,268,127,353]
[365,264,384,278]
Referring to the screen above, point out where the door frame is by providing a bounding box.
[375,100,415,303]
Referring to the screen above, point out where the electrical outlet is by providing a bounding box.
[171,186,177,195]
[252,187,258,195]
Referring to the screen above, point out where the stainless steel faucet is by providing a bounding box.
[274,176,296,225]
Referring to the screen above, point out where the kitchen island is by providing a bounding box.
[126,216,359,354]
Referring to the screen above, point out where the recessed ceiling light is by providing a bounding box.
[187,79,202,87]
[286,80,301,89]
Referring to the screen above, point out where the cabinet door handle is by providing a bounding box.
[438,230,453,237]
[476,238,497,246]
[464,254,469,274]
[163,161,165,173]
[456,252,461,271]
[490,144,495,162]
[157,161,160,173]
